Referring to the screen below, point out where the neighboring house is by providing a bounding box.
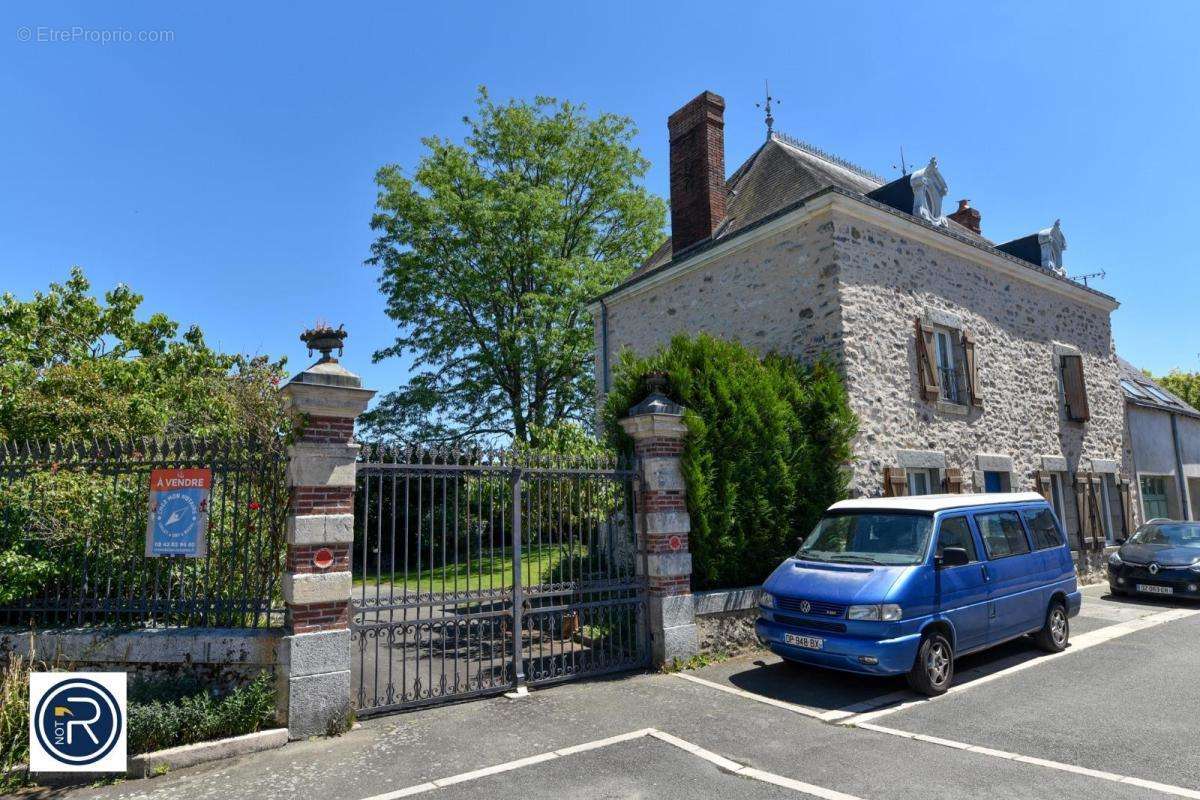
[591,90,1133,557]
[1119,357,1200,525]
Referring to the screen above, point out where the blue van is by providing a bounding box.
[755,492,1081,695]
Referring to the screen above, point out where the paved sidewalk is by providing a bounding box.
[35,584,1198,800]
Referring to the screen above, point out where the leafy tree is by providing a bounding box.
[365,88,666,444]
[1154,369,1200,410]
[601,335,858,590]
[0,268,288,443]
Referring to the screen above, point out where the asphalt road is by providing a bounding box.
[39,584,1200,800]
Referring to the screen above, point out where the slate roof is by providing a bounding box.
[1117,357,1200,419]
[638,132,988,274]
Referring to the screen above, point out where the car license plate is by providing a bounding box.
[1137,584,1173,595]
[784,633,824,650]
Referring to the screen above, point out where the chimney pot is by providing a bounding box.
[948,197,982,235]
[668,91,726,255]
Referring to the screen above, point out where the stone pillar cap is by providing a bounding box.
[282,361,375,418]
[628,391,682,417]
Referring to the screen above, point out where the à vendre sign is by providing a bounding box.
[145,468,211,557]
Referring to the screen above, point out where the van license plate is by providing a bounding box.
[784,633,824,650]
[1137,584,1173,595]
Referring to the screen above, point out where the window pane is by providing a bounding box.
[910,471,929,495]
[1023,508,1063,550]
[937,516,977,561]
[976,511,1031,558]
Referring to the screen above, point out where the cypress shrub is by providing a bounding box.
[602,334,857,590]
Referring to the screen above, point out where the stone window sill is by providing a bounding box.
[936,400,971,416]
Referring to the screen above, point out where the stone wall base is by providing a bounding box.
[696,610,761,656]
[1074,549,1110,585]
[0,627,279,692]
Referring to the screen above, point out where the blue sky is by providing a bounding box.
[3,1,1198,396]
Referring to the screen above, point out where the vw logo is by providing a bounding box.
[798,600,812,614]
[1149,563,1160,575]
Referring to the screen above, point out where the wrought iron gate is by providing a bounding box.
[351,446,648,715]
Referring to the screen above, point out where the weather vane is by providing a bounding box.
[892,146,909,176]
[756,80,779,138]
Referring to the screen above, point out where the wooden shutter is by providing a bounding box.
[1061,355,1091,422]
[1034,470,1054,504]
[884,467,908,497]
[915,319,941,401]
[1117,476,1135,538]
[944,468,964,494]
[1072,472,1092,550]
[962,332,983,408]
[1087,474,1105,547]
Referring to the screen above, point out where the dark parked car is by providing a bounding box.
[1108,521,1200,599]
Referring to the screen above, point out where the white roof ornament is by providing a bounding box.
[1038,219,1067,275]
[909,156,948,227]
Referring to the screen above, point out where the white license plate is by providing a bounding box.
[1137,584,1174,595]
[784,633,824,650]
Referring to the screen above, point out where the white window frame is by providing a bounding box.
[908,468,941,496]
[933,327,961,404]
[1048,472,1067,522]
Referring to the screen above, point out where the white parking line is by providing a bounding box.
[356,727,869,800]
[842,606,1198,725]
[856,722,1200,799]
[671,670,912,722]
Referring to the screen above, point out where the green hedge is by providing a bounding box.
[602,334,857,590]
[127,671,276,755]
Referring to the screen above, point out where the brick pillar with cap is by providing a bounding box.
[277,327,374,738]
[619,377,698,666]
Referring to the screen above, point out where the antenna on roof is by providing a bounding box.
[755,79,778,139]
[892,146,909,176]
[1069,269,1106,287]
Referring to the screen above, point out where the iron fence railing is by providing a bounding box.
[0,436,287,629]
[350,444,647,714]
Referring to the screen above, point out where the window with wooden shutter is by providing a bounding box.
[914,319,941,401]
[944,468,964,493]
[884,467,908,497]
[1060,354,1091,422]
[962,332,983,408]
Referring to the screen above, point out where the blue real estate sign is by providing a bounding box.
[145,468,210,557]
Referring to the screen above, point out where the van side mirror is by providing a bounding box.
[938,547,970,568]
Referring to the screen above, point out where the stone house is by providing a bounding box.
[591,90,1135,561]
[1119,358,1200,524]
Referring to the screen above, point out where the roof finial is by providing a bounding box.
[892,145,909,176]
[755,79,778,139]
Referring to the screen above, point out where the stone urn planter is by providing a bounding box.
[300,324,347,362]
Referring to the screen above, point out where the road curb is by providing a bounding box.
[127,728,290,778]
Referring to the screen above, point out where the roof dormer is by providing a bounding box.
[997,220,1067,275]
[866,157,949,227]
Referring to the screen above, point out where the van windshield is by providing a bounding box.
[797,512,934,566]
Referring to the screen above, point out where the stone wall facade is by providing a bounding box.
[831,208,1124,498]
[597,195,1126,552]
[595,213,842,408]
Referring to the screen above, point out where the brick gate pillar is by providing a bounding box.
[619,378,698,667]
[277,330,374,738]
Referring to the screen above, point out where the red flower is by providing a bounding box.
[248,501,261,511]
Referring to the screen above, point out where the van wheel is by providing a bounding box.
[1034,600,1069,653]
[906,632,953,696]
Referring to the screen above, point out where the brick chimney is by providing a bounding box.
[668,91,726,255]
[948,198,981,235]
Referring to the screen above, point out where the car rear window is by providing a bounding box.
[975,511,1031,559]
[1023,508,1064,550]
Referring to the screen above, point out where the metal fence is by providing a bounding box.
[352,444,647,715]
[0,437,287,628]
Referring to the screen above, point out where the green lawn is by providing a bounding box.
[353,544,586,595]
